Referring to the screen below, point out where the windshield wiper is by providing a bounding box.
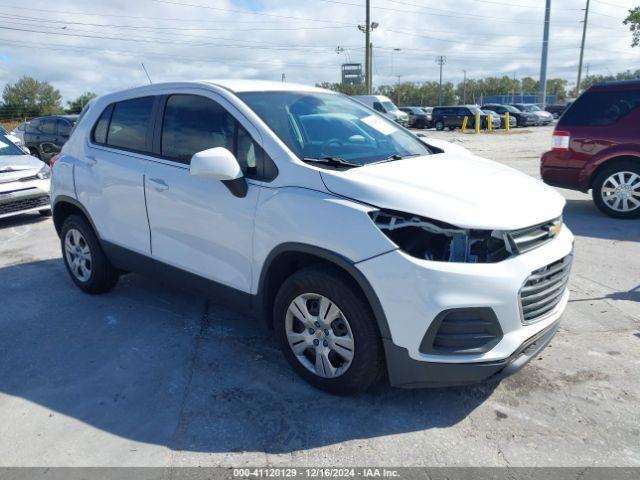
[302,156,362,168]
[369,153,422,165]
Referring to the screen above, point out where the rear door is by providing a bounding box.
[75,96,156,255]
[144,91,264,292]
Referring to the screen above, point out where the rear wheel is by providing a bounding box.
[592,161,640,218]
[61,215,120,293]
[273,266,383,395]
[415,119,426,129]
[435,120,444,131]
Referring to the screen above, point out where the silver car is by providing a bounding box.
[482,110,503,129]
[0,135,51,220]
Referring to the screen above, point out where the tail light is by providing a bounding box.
[552,131,570,151]
[49,153,62,172]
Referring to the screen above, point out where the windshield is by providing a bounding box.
[503,105,520,113]
[0,136,25,156]
[237,91,430,165]
[525,105,541,112]
[468,106,483,115]
[381,100,399,112]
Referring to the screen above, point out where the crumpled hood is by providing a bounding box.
[320,153,565,230]
[0,155,44,183]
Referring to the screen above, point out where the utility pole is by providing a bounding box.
[358,2,378,94]
[512,72,516,103]
[435,56,446,105]
[281,73,286,83]
[576,0,590,96]
[462,69,467,104]
[539,0,551,108]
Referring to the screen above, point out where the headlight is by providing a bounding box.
[36,164,51,179]
[369,210,510,263]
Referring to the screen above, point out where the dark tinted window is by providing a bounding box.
[161,94,276,180]
[58,119,72,136]
[162,94,235,163]
[560,88,640,126]
[107,96,154,152]
[373,102,385,112]
[40,119,56,135]
[26,119,40,134]
[92,105,113,144]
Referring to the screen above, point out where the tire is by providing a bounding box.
[591,161,640,219]
[39,209,52,217]
[416,119,426,129]
[273,266,384,395]
[435,120,444,131]
[448,126,456,131]
[60,214,119,293]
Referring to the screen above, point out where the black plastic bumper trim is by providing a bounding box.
[385,321,559,388]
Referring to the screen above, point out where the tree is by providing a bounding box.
[624,6,640,47]
[66,92,97,114]
[315,82,367,95]
[1,76,63,118]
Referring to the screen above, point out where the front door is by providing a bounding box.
[144,93,262,292]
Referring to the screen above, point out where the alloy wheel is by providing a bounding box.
[285,293,354,378]
[64,228,92,282]
[600,171,640,213]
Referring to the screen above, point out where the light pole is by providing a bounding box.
[576,0,591,95]
[435,56,447,105]
[539,0,551,107]
[462,69,467,104]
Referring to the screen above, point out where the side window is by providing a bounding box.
[40,119,56,135]
[107,96,155,152]
[162,94,277,180]
[161,94,235,164]
[26,120,40,134]
[560,89,640,126]
[92,105,113,144]
[58,119,72,136]
[373,102,385,113]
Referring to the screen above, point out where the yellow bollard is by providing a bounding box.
[462,116,468,133]
[475,112,481,134]
[505,112,510,133]
[487,115,493,132]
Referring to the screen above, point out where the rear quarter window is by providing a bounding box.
[106,96,155,152]
[560,88,640,126]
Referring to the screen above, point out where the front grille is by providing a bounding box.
[507,217,562,254]
[520,255,572,324]
[0,194,50,215]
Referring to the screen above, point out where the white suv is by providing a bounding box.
[50,81,573,394]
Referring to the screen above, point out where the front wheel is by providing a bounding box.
[61,214,120,293]
[273,266,384,395]
[435,120,444,131]
[592,161,640,218]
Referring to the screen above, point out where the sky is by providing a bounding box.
[0,0,637,103]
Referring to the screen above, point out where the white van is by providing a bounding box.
[352,95,409,126]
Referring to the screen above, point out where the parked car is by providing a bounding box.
[487,108,517,129]
[0,126,25,149]
[0,134,51,219]
[24,115,78,164]
[421,107,433,126]
[10,121,28,143]
[399,106,430,129]
[352,95,409,126]
[541,80,640,218]
[510,103,553,125]
[431,105,488,131]
[482,104,537,127]
[545,102,572,120]
[51,81,573,394]
[481,110,503,129]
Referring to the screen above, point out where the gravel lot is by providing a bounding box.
[1,125,639,467]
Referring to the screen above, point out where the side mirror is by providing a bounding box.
[190,147,247,198]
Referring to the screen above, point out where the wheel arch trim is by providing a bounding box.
[256,242,393,340]
[52,195,100,238]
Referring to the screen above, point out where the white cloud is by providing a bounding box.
[0,0,637,102]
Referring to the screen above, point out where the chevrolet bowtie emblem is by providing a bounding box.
[548,220,562,237]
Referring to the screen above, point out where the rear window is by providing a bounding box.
[106,96,155,152]
[560,88,640,126]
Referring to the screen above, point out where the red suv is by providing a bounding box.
[541,80,640,218]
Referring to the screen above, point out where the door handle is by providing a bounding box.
[148,177,169,192]
[84,155,97,166]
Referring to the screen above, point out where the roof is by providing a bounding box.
[201,79,328,93]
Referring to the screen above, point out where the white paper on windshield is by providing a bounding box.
[361,115,397,136]
[0,141,7,149]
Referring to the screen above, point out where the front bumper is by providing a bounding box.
[0,179,51,219]
[356,225,574,387]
